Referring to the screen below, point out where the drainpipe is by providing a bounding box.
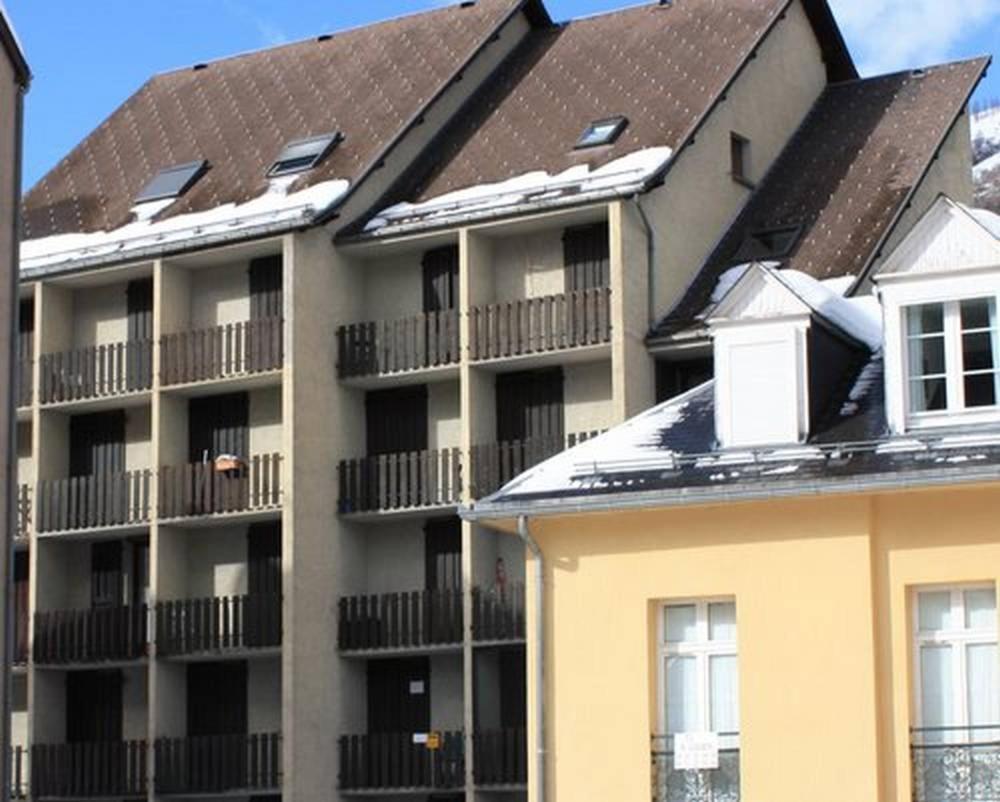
[631,195,656,327]
[517,514,545,802]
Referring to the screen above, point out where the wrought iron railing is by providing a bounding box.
[911,725,1000,802]
[338,588,463,652]
[651,734,740,802]
[339,731,464,791]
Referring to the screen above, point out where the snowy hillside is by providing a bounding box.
[973,103,1000,213]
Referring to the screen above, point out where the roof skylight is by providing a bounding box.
[731,225,803,263]
[575,116,628,150]
[135,160,208,204]
[268,133,343,177]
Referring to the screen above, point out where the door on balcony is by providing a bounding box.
[189,392,249,462]
[367,658,430,734]
[495,368,564,477]
[126,278,153,390]
[247,523,282,647]
[69,411,125,477]
[499,646,527,730]
[13,552,28,664]
[422,245,459,367]
[425,518,461,591]
[66,670,123,742]
[563,223,609,292]
[187,661,248,736]
[366,386,428,456]
[91,542,124,609]
[18,298,33,405]
[249,255,283,373]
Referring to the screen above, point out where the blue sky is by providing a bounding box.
[8,0,999,190]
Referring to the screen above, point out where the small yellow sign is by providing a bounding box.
[426,732,442,751]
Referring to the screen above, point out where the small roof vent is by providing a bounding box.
[135,160,208,204]
[268,133,343,177]
[575,116,628,150]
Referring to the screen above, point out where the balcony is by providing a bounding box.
[10,746,28,800]
[911,726,1000,802]
[18,358,31,408]
[337,310,460,381]
[32,740,146,799]
[338,447,461,516]
[161,317,283,387]
[15,484,30,542]
[154,732,281,796]
[338,731,464,793]
[651,734,740,802]
[156,594,282,658]
[338,588,463,654]
[35,470,152,536]
[39,340,153,405]
[158,453,282,521]
[474,728,526,788]
[471,584,525,644]
[34,605,148,666]
[469,287,611,363]
[470,432,600,499]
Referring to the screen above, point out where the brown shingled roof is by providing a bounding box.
[21,0,524,241]
[653,57,990,338]
[409,0,852,204]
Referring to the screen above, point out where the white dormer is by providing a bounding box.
[876,196,1000,434]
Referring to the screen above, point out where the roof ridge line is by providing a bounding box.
[826,54,993,89]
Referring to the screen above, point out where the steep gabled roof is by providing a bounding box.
[21,0,529,242]
[0,2,28,86]
[652,57,990,340]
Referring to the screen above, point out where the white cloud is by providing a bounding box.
[829,0,1000,75]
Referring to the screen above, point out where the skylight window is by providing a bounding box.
[575,117,628,150]
[135,161,208,204]
[731,225,803,263]
[268,133,343,177]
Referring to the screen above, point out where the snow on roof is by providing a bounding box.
[772,269,882,350]
[20,178,349,274]
[963,204,1000,240]
[364,146,673,234]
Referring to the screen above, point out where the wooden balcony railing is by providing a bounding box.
[32,740,147,799]
[156,593,282,656]
[14,604,29,666]
[472,584,525,643]
[154,732,281,796]
[36,470,152,534]
[17,358,32,408]
[470,431,600,498]
[337,310,460,379]
[34,605,148,665]
[161,317,283,386]
[339,731,464,792]
[40,340,153,404]
[474,728,526,787]
[469,287,611,361]
[652,733,740,802]
[338,447,461,514]
[10,746,28,800]
[159,453,282,519]
[338,588,463,652]
[15,484,30,540]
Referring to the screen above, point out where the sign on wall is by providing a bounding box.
[674,732,720,770]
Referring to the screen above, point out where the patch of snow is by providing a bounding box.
[710,264,756,304]
[938,433,1000,449]
[21,178,350,272]
[973,150,1000,182]
[130,198,176,223]
[820,275,856,296]
[761,464,799,476]
[876,439,927,454]
[840,357,882,417]
[972,106,1000,151]
[963,205,1000,240]
[775,270,883,350]
[365,147,673,233]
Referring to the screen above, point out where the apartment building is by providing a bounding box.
[465,196,1000,802]
[8,1,985,801]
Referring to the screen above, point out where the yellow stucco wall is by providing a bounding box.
[520,483,1000,802]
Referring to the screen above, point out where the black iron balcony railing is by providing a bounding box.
[474,728,526,787]
[154,732,281,796]
[651,734,740,802]
[161,317,283,386]
[470,431,600,499]
[338,447,461,514]
[33,605,148,665]
[337,309,460,379]
[159,453,281,519]
[911,725,1000,802]
[472,583,525,643]
[32,740,147,799]
[10,746,28,800]
[36,470,152,534]
[156,593,282,657]
[338,588,463,652]
[339,731,464,792]
[40,339,153,404]
[15,484,30,541]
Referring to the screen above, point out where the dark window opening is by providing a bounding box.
[268,133,342,177]
[730,133,751,186]
[425,518,461,591]
[575,116,628,149]
[365,385,428,456]
[367,657,430,734]
[249,256,284,320]
[423,246,460,313]
[496,369,564,443]
[69,411,126,477]
[731,224,803,264]
[66,670,123,743]
[136,161,208,204]
[564,224,610,292]
[655,357,714,404]
[91,541,124,609]
[188,662,248,736]
[188,392,249,462]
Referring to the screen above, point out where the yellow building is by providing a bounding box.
[465,197,1000,802]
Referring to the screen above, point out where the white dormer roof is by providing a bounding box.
[875,195,1000,281]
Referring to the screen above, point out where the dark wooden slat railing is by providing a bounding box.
[470,431,600,498]
[33,605,148,665]
[339,731,464,791]
[10,746,28,800]
[338,589,463,652]
[154,732,281,795]
[472,583,525,643]
[36,470,151,534]
[474,728,527,787]
[15,483,30,540]
[40,340,153,404]
[32,740,147,799]
[161,317,283,386]
[17,358,32,408]
[470,287,611,361]
[338,448,461,514]
[159,453,282,519]
[337,310,460,379]
[156,594,282,656]
[14,602,29,666]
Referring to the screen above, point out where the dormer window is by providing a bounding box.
[268,132,342,177]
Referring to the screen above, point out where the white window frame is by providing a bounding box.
[657,598,739,740]
[911,584,998,739]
